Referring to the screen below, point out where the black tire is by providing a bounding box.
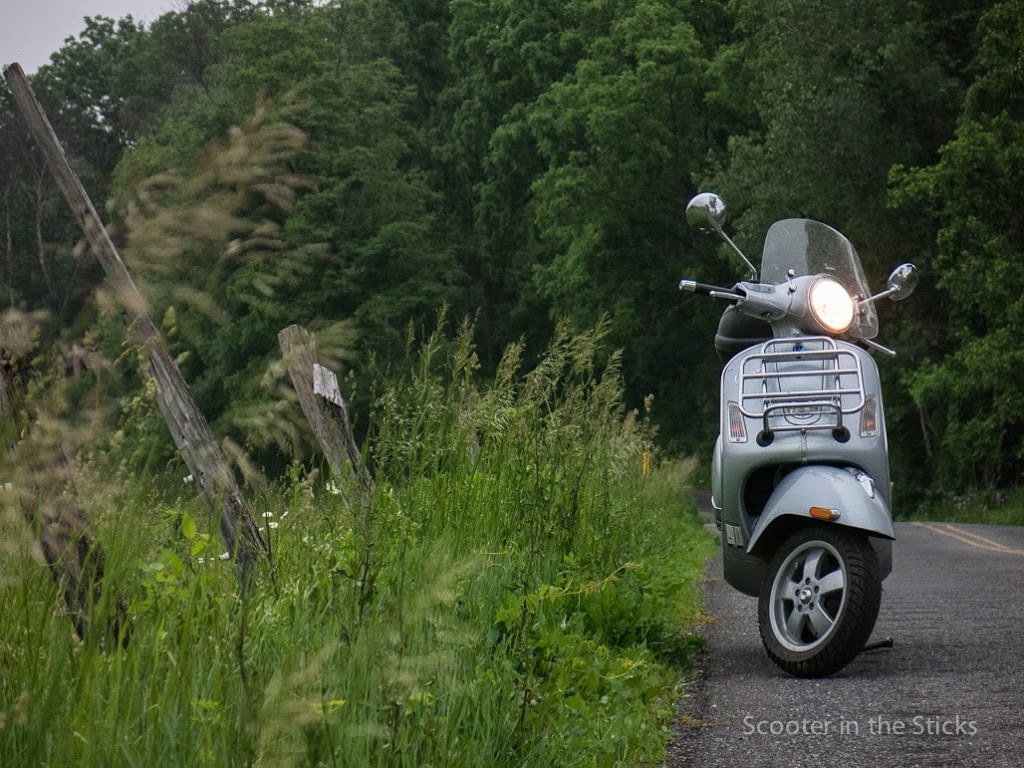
[758,526,881,678]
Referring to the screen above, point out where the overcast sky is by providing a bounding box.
[2,0,178,74]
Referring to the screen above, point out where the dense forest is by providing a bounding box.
[2,0,1022,506]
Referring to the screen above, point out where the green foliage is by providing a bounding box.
[705,0,975,255]
[6,0,1024,509]
[441,0,731,443]
[95,3,464,471]
[0,326,712,766]
[890,0,1024,493]
[912,485,1024,526]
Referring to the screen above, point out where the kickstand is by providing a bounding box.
[861,637,894,653]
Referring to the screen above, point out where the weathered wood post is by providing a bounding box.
[2,63,267,583]
[279,324,375,622]
[278,324,373,497]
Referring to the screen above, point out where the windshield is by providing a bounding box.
[760,219,878,339]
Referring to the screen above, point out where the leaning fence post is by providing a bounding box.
[278,324,374,497]
[2,62,267,583]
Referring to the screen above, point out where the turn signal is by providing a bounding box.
[727,402,747,443]
[860,394,879,437]
[809,506,841,521]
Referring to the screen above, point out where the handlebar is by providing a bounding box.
[679,279,742,301]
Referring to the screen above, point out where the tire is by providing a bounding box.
[758,526,881,678]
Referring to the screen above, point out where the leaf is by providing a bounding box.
[181,512,197,541]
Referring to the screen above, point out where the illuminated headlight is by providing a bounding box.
[809,277,854,334]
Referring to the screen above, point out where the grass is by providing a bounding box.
[0,320,714,767]
[907,486,1024,527]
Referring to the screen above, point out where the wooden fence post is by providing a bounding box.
[278,324,373,497]
[2,63,267,583]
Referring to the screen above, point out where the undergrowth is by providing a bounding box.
[0,320,712,767]
[908,487,1024,526]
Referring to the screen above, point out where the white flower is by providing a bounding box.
[280,510,290,519]
[219,551,231,560]
[183,474,194,484]
[268,521,279,530]
[262,511,274,519]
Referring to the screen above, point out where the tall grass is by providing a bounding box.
[0,320,712,767]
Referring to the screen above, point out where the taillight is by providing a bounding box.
[727,402,747,443]
[860,394,879,437]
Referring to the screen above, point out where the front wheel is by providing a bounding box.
[758,527,881,678]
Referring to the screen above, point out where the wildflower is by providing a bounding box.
[263,511,274,519]
[219,551,230,560]
[268,521,279,530]
[183,474,194,484]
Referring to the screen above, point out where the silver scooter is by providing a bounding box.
[682,193,917,677]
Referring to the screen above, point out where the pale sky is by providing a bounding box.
[2,0,178,74]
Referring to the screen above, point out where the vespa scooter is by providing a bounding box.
[681,193,917,677]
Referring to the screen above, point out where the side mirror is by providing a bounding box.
[860,263,918,307]
[685,192,728,234]
[886,263,918,301]
[684,192,758,279]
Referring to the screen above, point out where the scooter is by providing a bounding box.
[681,193,917,678]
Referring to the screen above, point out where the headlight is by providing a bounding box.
[809,277,854,334]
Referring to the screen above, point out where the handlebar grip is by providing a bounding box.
[680,279,731,296]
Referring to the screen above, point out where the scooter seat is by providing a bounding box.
[715,305,772,362]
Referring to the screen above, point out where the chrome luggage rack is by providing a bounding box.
[738,337,866,438]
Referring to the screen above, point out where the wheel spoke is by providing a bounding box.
[807,603,835,638]
[818,569,845,596]
[801,549,824,582]
[785,605,806,640]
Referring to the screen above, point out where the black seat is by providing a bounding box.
[715,305,772,362]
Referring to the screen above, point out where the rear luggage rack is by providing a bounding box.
[738,337,865,439]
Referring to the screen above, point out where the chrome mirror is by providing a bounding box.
[886,263,918,301]
[684,192,758,279]
[860,263,919,307]
[685,192,727,234]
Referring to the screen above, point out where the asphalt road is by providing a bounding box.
[668,519,1024,768]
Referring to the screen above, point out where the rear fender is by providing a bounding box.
[747,465,894,556]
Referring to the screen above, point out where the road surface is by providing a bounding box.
[668,520,1024,768]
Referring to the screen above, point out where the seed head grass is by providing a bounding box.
[0,321,712,767]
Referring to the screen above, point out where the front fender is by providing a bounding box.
[747,465,894,554]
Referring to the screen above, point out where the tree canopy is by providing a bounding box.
[1,0,1019,502]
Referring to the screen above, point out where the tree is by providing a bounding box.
[891,0,1024,491]
[102,4,463,470]
[440,0,734,443]
[705,0,982,258]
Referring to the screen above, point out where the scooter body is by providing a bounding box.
[712,336,894,598]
